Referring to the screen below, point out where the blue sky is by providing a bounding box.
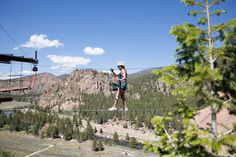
[0,0,235,78]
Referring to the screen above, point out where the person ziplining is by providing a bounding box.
[108,61,128,111]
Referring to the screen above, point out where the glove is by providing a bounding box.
[110,68,114,72]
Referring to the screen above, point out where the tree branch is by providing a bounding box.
[163,127,183,157]
[163,127,176,149]
[194,1,205,7]
[209,0,220,7]
[218,129,234,138]
[212,56,218,63]
[223,98,232,104]
[212,26,223,32]
[223,92,232,104]
[200,54,211,63]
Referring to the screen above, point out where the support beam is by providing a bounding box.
[0,53,38,64]
[0,96,13,103]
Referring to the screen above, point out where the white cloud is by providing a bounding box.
[0,70,33,80]
[14,34,63,49]
[84,46,105,55]
[20,70,32,75]
[51,66,60,69]
[0,73,10,80]
[0,72,18,80]
[47,54,91,69]
[12,47,19,50]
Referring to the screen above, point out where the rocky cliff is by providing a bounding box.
[39,69,111,111]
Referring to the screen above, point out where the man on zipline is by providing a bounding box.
[108,61,128,111]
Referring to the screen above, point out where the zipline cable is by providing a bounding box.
[0,22,28,57]
[8,63,13,92]
[19,62,23,92]
[75,107,174,112]
[9,62,160,71]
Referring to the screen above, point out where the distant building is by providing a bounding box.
[194,106,236,135]
[3,111,13,118]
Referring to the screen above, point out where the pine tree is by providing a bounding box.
[99,128,103,135]
[216,20,236,111]
[85,121,94,140]
[32,124,40,136]
[0,112,8,128]
[79,132,85,143]
[0,147,15,157]
[94,127,97,134]
[123,123,128,129]
[47,125,59,139]
[125,133,130,141]
[9,115,21,132]
[78,118,82,126]
[97,141,105,151]
[58,118,66,135]
[113,132,119,144]
[145,116,153,129]
[148,0,236,156]
[92,139,98,151]
[130,137,138,149]
[135,114,143,128]
[74,128,81,141]
[98,116,103,124]
[63,118,73,141]
[73,114,78,127]
[170,0,235,139]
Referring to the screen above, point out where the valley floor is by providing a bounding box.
[0,130,157,157]
[58,112,157,143]
[91,120,157,143]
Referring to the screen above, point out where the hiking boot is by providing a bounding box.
[120,107,128,112]
[108,106,117,111]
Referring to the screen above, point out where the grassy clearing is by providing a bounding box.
[0,130,156,157]
[0,130,54,156]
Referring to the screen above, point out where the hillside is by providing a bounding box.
[57,74,69,80]
[38,68,171,111]
[0,68,170,110]
[0,73,61,94]
[128,68,168,94]
[128,67,162,80]
[39,69,112,111]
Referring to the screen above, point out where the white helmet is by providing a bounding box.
[117,61,125,67]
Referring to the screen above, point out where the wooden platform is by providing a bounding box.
[0,86,31,92]
[0,53,38,64]
[0,97,13,103]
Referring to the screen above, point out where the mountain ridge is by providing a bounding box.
[128,67,163,80]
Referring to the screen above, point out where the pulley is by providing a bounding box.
[32,65,38,72]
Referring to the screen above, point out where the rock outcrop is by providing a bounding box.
[39,69,111,111]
